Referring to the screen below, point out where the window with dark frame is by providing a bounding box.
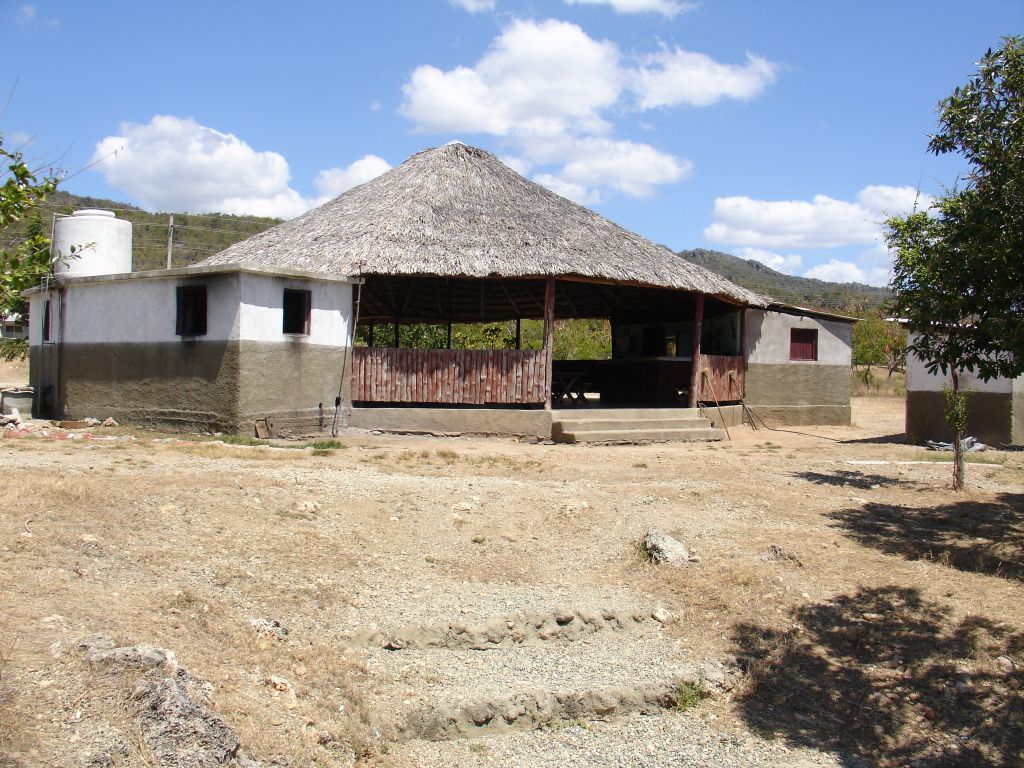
[789,327,818,361]
[42,299,52,342]
[175,285,208,336]
[282,289,311,335]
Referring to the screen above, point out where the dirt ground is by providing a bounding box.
[0,358,28,390]
[0,397,1021,767]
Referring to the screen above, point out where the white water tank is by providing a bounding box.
[52,209,132,276]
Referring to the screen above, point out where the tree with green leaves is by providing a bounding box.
[885,36,1023,489]
[1,131,59,358]
[852,313,905,385]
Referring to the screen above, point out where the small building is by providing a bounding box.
[905,339,1024,446]
[1,314,27,340]
[743,304,855,426]
[26,262,353,433]
[25,144,853,439]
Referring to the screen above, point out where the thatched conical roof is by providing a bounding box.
[200,143,766,306]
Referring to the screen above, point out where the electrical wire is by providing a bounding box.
[741,401,842,442]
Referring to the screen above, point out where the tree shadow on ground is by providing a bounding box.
[732,586,1023,767]
[794,470,919,490]
[827,493,1024,580]
[839,433,907,445]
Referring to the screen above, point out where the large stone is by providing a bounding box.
[133,669,241,767]
[78,635,258,767]
[80,635,178,672]
[643,530,694,567]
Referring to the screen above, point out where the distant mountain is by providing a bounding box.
[9,193,888,314]
[677,248,889,313]
[11,191,281,272]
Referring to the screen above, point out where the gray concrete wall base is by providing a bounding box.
[745,404,852,427]
[237,341,350,427]
[745,363,851,407]
[906,390,1015,446]
[351,407,552,438]
[31,340,355,436]
[239,406,351,438]
[32,340,241,431]
[699,404,744,429]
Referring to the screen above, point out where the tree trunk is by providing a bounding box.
[951,370,965,491]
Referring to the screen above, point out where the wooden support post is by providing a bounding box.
[446,279,453,349]
[738,307,746,360]
[515,318,521,350]
[688,294,704,408]
[393,318,399,348]
[738,307,746,397]
[368,322,375,348]
[543,277,555,410]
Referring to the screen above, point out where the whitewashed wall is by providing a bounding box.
[905,334,1014,394]
[28,272,353,347]
[27,294,46,346]
[238,273,351,345]
[745,309,852,365]
[56,276,241,343]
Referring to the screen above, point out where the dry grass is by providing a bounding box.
[362,447,542,475]
[0,396,1021,767]
[851,367,906,398]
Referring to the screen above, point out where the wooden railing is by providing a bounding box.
[352,347,547,405]
[698,354,744,402]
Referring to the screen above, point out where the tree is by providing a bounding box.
[885,36,1024,489]
[1,131,59,358]
[852,314,905,383]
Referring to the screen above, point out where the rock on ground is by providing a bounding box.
[79,634,258,768]
[642,530,696,567]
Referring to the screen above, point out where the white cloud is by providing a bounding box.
[735,247,803,275]
[92,115,388,218]
[704,185,925,287]
[402,19,622,138]
[533,173,601,205]
[401,18,773,202]
[16,4,36,24]
[560,137,692,198]
[369,101,382,112]
[704,185,924,251]
[856,184,931,216]
[499,155,532,176]
[564,0,697,17]
[314,155,392,200]
[803,260,870,284]
[449,0,496,12]
[632,48,778,109]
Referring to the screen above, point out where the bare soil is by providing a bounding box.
[0,358,29,389]
[0,397,1021,767]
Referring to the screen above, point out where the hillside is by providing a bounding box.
[9,192,888,312]
[678,248,890,312]
[11,191,282,272]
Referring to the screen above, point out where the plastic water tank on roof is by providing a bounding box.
[52,209,132,276]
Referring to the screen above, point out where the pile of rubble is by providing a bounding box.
[1,409,122,439]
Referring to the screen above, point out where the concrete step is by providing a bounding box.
[554,417,711,433]
[551,407,703,420]
[557,427,726,444]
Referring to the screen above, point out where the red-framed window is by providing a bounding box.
[789,328,818,361]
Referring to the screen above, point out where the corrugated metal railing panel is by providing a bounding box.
[352,347,547,404]
[698,354,744,402]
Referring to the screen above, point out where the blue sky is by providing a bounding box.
[3,0,1021,285]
